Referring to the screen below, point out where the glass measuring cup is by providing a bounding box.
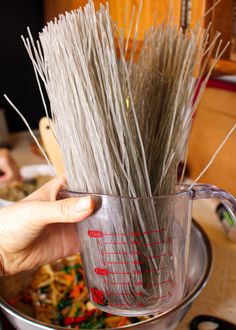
[60,184,236,316]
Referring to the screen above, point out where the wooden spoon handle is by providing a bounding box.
[39,117,64,175]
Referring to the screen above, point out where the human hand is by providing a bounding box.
[0,176,94,276]
[0,148,22,185]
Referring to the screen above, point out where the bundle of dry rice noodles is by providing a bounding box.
[21,0,225,314]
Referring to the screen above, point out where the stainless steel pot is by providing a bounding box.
[0,221,212,330]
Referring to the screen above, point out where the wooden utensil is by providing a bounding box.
[39,117,64,175]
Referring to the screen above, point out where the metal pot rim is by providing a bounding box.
[0,220,212,330]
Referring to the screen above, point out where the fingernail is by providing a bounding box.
[75,197,92,212]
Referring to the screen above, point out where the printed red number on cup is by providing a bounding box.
[91,287,105,305]
[95,268,108,276]
[88,230,103,238]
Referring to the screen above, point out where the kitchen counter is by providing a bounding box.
[6,131,236,329]
[10,130,44,167]
[177,198,236,329]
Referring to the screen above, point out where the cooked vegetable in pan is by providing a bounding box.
[0,175,51,201]
[9,255,150,328]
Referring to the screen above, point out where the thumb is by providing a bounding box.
[22,196,94,227]
[51,196,94,224]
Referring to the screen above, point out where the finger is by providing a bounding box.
[0,155,21,184]
[23,175,67,202]
[22,196,94,228]
[0,174,8,183]
[10,163,22,182]
[0,169,13,183]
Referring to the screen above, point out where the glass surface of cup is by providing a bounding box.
[60,183,236,316]
[62,189,194,316]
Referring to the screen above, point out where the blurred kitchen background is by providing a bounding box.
[0,0,235,195]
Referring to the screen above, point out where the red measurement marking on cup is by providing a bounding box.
[109,303,146,307]
[106,291,144,297]
[103,241,128,245]
[103,233,128,237]
[143,228,166,234]
[109,271,131,275]
[101,250,128,255]
[95,268,131,276]
[133,267,166,275]
[101,250,142,256]
[101,259,146,266]
[131,240,141,245]
[103,232,140,237]
[102,241,141,245]
[145,237,173,247]
[103,230,166,236]
[103,233,125,237]
[109,303,145,307]
[149,295,167,302]
[104,280,171,287]
[146,278,172,288]
[132,260,142,265]
[148,268,166,273]
[146,251,172,259]
[168,291,173,297]
[104,280,131,285]
[88,229,166,238]
[104,261,129,265]
[106,291,132,296]
[131,251,141,255]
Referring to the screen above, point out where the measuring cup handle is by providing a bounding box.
[191,184,236,226]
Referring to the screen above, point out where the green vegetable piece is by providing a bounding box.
[104,298,109,306]
[39,285,49,294]
[78,315,105,329]
[74,264,83,283]
[56,312,64,326]
[130,317,141,323]
[63,266,73,274]
[74,263,82,270]
[75,305,81,317]
[57,299,72,311]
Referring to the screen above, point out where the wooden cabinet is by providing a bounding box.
[206,0,236,75]
[188,86,236,196]
[43,0,207,60]
[43,0,236,73]
[44,0,206,40]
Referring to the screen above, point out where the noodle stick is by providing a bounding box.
[18,1,225,308]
